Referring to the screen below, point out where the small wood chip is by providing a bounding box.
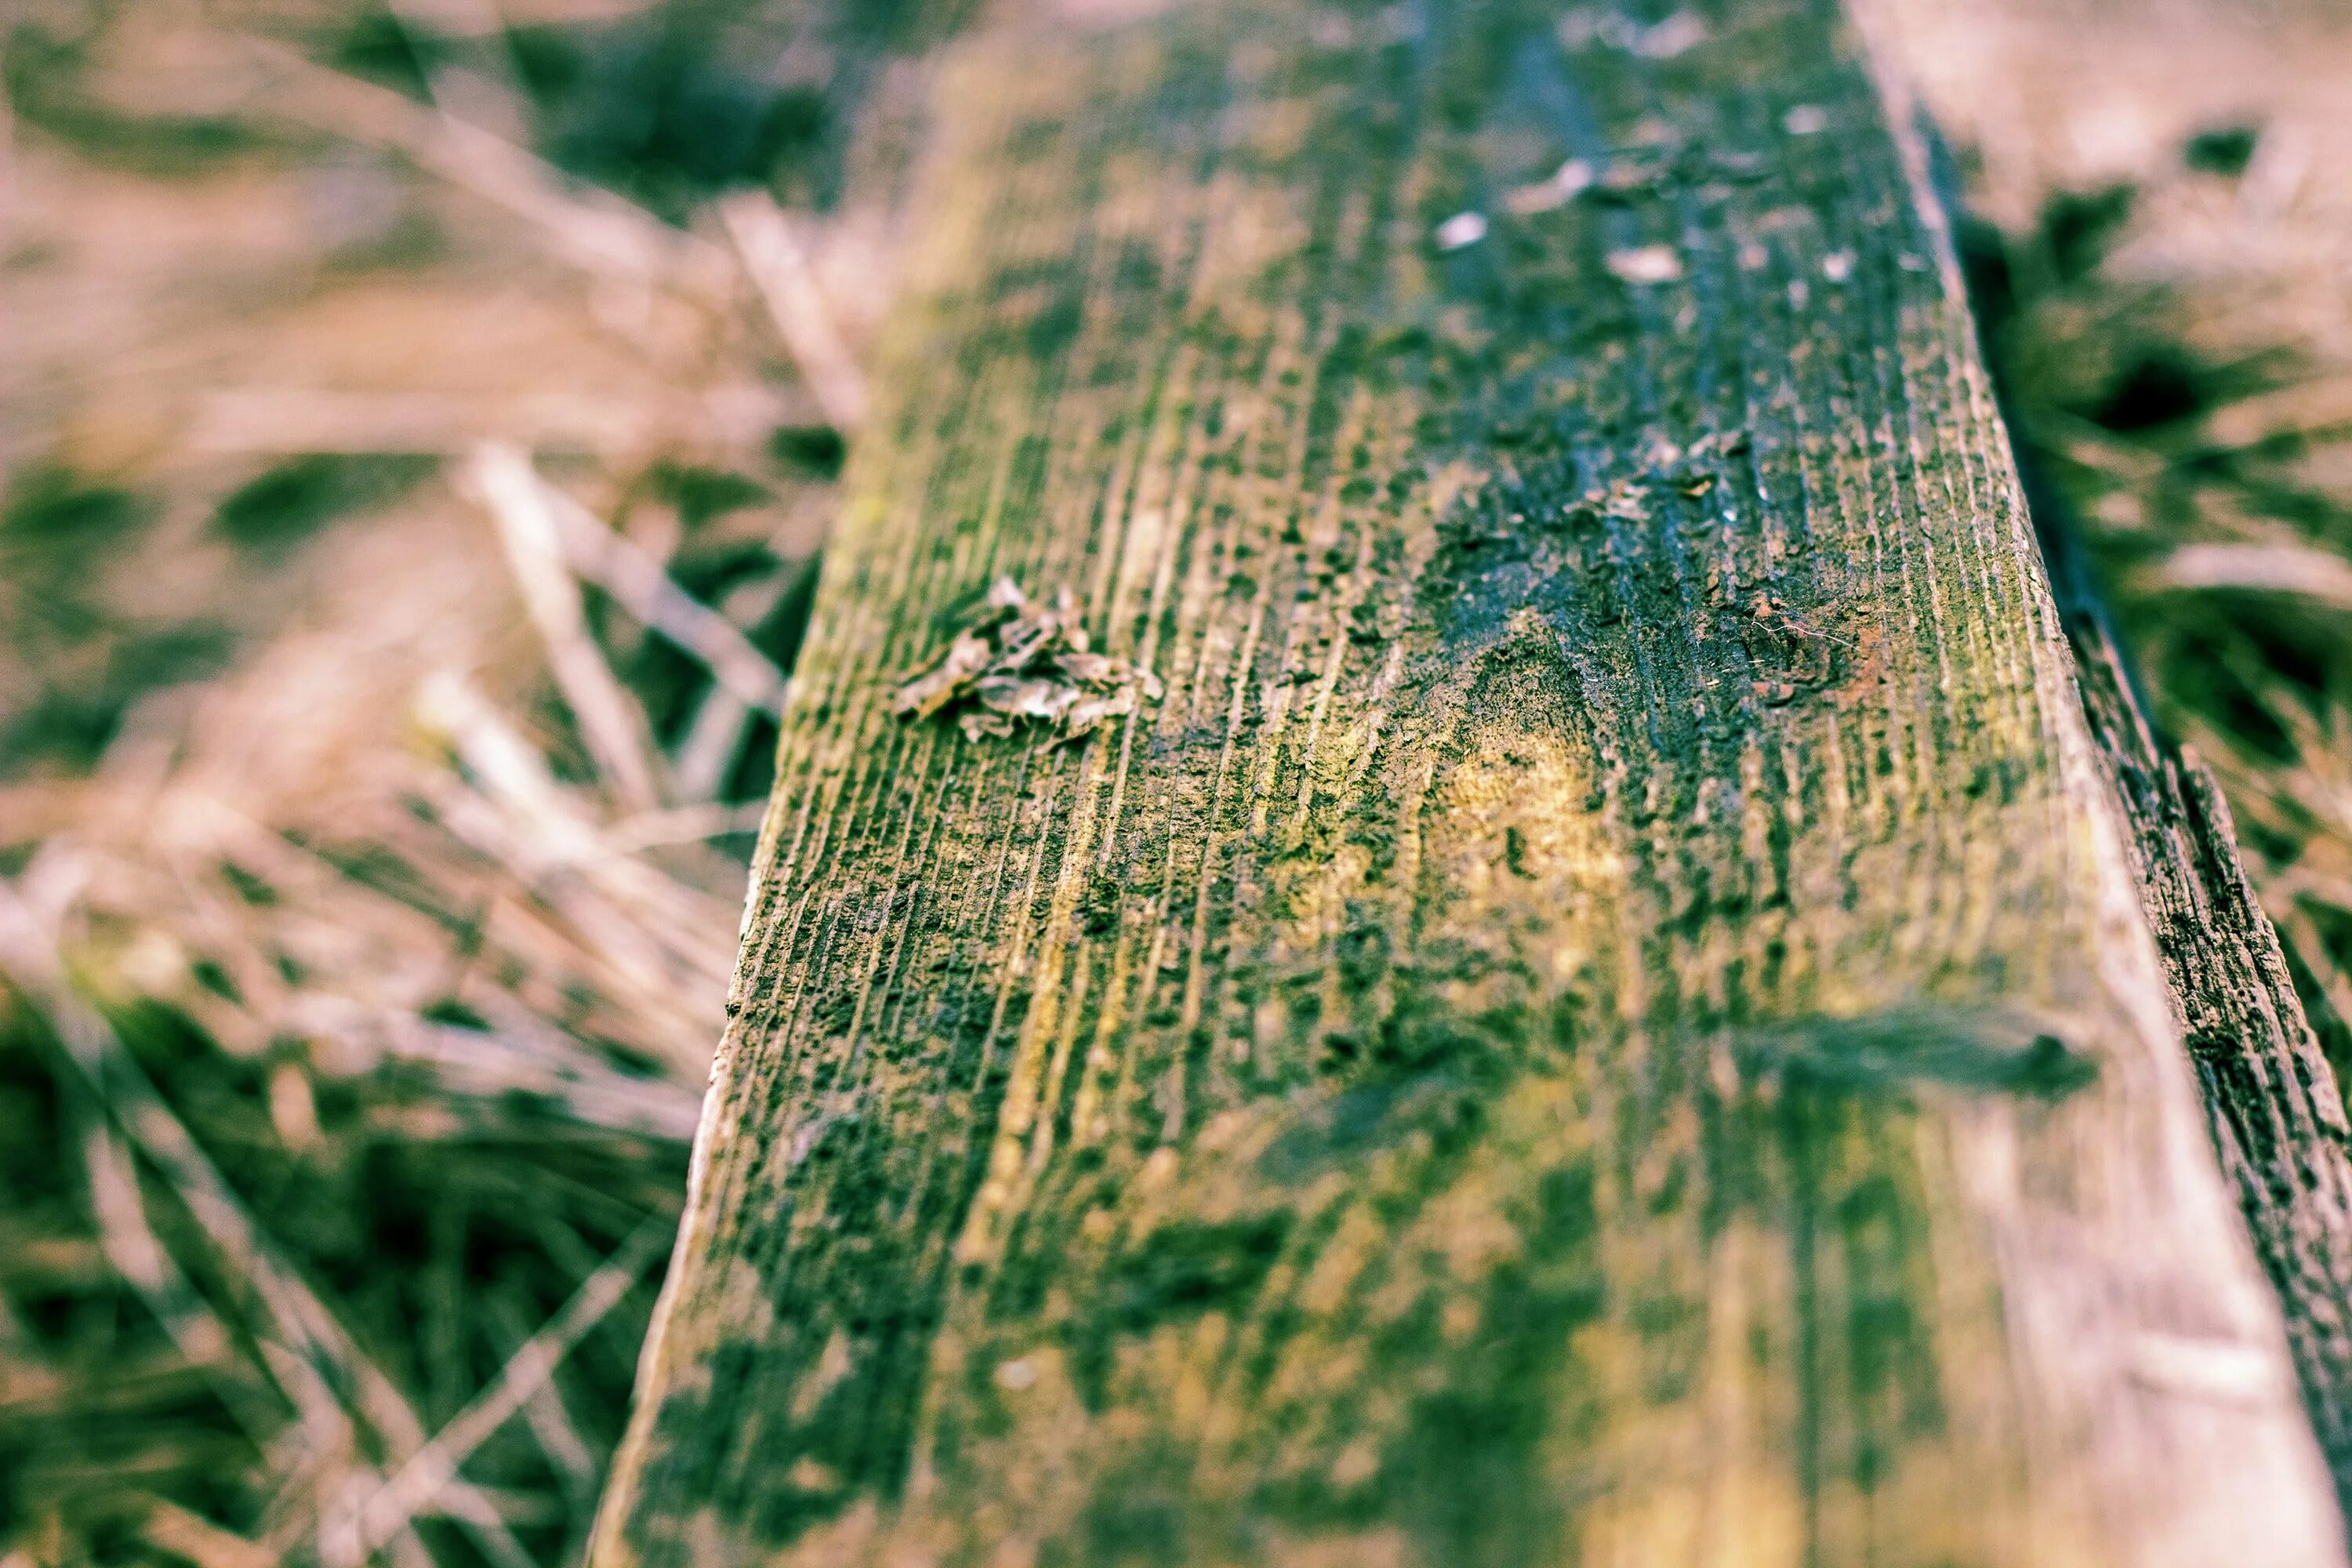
[1606,245,1685,285]
[1632,10,1709,58]
[1434,211,1489,251]
[1504,158,1595,215]
[894,578,1163,742]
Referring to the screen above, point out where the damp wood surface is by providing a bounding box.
[590,2,2352,1563]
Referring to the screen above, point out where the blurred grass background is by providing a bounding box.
[0,2,945,1562]
[2,1,2350,1564]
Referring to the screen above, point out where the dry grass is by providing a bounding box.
[5,2,2352,1565]
[0,1,934,1561]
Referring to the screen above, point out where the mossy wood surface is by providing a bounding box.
[593,2,2350,1563]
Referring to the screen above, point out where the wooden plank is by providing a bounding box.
[591,1,2350,1562]
[2038,463,2352,1502]
[1870,0,2352,1500]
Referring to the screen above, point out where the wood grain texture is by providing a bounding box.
[2034,471,2352,1503]
[591,2,2349,1562]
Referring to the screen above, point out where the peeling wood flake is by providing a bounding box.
[1604,243,1684,283]
[893,576,1163,742]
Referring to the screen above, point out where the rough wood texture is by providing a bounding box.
[2033,471,2352,1501]
[593,2,2350,1562]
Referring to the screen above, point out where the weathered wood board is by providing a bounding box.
[591,1,2352,1563]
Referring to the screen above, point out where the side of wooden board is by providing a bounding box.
[2029,441,2352,1502]
[591,2,2352,1562]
